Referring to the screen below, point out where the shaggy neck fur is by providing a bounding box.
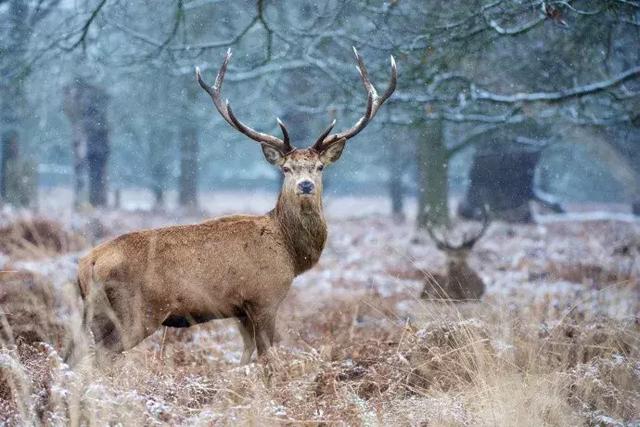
[447,256,472,277]
[272,190,327,275]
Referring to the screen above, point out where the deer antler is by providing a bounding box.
[312,47,397,151]
[425,206,491,251]
[196,49,294,154]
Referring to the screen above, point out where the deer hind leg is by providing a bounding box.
[255,312,277,357]
[88,283,127,354]
[237,316,256,365]
[90,281,152,355]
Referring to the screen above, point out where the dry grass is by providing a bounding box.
[1,288,637,425]
[0,216,639,426]
[0,218,85,260]
[546,261,636,289]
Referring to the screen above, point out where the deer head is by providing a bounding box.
[425,206,490,263]
[195,48,396,205]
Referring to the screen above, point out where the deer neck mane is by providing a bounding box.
[447,257,474,278]
[272,190,327,275]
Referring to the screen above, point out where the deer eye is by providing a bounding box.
[283,166,291,173]
[317,165,324,171]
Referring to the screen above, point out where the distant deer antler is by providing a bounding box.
[312,47,397,151]
[425,205,490,251]
[195,48,294,154]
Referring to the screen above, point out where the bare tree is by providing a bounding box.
[12,0,640,219]
[179,80,199,210]
[0,0,60,206]
[63,79,111,207]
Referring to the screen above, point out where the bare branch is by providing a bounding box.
[427,106,634,126]
[448,124,501,156]
[66,0,108,51]
[29,0,62,26]
[484,14,546,35]
[188,59,309,81]
[106,0,273,58]
[472,65,640,103]
[613,0,640,7]
[426,108,525,124]
[107,15,258,51]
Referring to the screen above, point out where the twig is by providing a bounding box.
[472,65,640,103]
[66,0,108,52]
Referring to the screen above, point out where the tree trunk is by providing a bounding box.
[63,80,111,208]
[86,89,110,208]
[389,151,405,221]
[0,1,30,206]
[0,130,34,207]
[179,82,199,210]
[416,118,448,228]
[153,187,165,210]
[459,147,540,222]
[1,130,18,200]
[149,130,171,211]
[179,125,198,209]
[88,150,108,207]
[70,122,88,208]
[114,188,121,210]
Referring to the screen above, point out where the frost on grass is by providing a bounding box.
[0,204,639,425]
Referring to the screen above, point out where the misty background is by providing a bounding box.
[2,2,640,424]
[1,0,639,225]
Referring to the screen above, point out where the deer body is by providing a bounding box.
[78,185,325,361]
[421,256,485,301]
[76,48,396,364]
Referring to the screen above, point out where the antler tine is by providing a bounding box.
[196,49,232,126]
[460,205,491,249]
[276,118,292,152]
[423,207,457,251]
[316,47,397,150]
[381,55,397,104]
[311,119,337,151]
[318,91,374,150]
[353,47,397,116]
[196,48,293,153]
[354,47,375,95]
[424,220,451,251]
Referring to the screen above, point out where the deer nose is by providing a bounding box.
[297,180,315,194]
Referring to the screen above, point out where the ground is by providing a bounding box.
[0,189,639,426]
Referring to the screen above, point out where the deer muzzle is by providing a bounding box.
[297,180,315,195]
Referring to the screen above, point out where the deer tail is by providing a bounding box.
[76,257,95,300]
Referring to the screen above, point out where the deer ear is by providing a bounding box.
[320,138,347,165]
[261,144,286,166]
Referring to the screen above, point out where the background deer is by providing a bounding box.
[421,210,490,301]
[75,48,396,364]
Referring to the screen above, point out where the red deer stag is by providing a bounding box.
[76,48,396,364]
[421,210,490,301]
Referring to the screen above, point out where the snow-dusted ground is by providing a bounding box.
[10,186,640,323]
[1,188,639,425]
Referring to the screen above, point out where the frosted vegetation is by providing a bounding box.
[1,0,639,425]
[1,192,638,425]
